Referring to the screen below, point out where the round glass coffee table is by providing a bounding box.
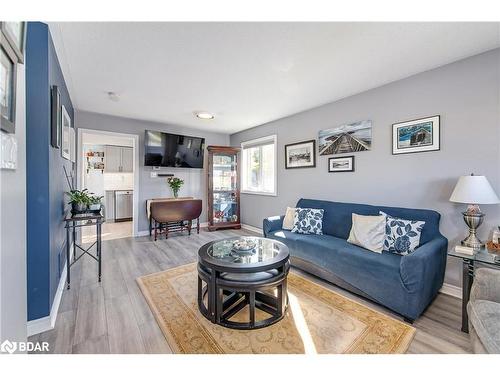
[197,236,290,330]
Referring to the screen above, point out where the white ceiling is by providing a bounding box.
[49,22,500,134]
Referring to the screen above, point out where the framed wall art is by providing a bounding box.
[328,156,355,173]
[285,140,316,169]
[1,44,17,133]
[319,120,372,155]
[0,22,26,63]
[50,86,61,148]
[61,105,71,160]
[392,115,440,155]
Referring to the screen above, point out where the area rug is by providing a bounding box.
[136,263,415,354]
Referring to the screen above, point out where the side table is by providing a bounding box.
[64,212,104,289]
[447,246,500,333]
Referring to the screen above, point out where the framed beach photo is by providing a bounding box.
[319,120,372,155]
[328,156,354,173]
[392,115,440,155]
[285,140,316,169]
[61,105,71,160]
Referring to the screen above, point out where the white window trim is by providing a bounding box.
[241,134,278,196]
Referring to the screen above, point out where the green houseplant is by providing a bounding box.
[167,177,184,198]
[66,189,91,213]
[88,195,104,211]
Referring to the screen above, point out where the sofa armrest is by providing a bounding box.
[400,236,448,292]
[262,215,285,237]
[470,268,500,304]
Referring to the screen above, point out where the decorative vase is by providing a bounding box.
[88,203,101,211]
[173,189,179,199]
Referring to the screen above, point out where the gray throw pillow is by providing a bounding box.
[292,208,324,235]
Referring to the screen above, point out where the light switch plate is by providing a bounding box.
[150,171,158,178]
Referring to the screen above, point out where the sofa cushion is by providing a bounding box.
[347,213,385,253]
[468,300,500,353]
[381,211,425,255]
[282,207,296,230]
[267,230,402,284]
[296,198,440,244]
[292,208,324,235]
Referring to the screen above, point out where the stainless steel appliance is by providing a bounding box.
[115,190,133,221]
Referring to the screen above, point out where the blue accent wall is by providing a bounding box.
[26,22,74,321]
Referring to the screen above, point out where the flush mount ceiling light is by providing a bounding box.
[194,111,215,120]
[107,91,120,102]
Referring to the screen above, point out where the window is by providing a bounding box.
[241,135,277,196]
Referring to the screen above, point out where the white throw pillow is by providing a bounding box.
[347,213,386,253]
[282,207,296,230]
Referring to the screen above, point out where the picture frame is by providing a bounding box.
[392,115,440,155]
[328,156,355,173]
[319,120,372,155]
[285,139,316,169]
[0,22,26,64]
[50,86,61,148]
[61,105,71,160]
[70,127,76,163]
[1,43,17,133]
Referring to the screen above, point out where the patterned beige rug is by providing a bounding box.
[137,263,415,354]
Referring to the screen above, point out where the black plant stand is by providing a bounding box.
[64,212,103,289]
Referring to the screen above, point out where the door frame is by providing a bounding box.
[77,127,140,237]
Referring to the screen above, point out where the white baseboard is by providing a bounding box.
[27,244,72,337]
[136,222,209,237]
[241,224,262,234]
[439,283,462,299]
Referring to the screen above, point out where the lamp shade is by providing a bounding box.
[449,175,500,204]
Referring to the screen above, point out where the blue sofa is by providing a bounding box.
[263,198,448,321]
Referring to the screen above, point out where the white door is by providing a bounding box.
[121,147,134,173]
[105,146,122,172]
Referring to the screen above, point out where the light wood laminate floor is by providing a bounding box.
[28,228,471,354]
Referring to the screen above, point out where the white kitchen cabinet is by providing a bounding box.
[105,146,133,173]
[121,147,134,172]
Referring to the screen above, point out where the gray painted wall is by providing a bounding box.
[75,111,230,232]
[0,63,27,344]
[230,49,500,287]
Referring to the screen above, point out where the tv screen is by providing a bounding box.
[144,130,205,168]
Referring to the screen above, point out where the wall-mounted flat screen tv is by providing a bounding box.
[144,130,205,168]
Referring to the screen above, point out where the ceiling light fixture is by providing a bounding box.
[107,91,120,102]
[194,111,215,120]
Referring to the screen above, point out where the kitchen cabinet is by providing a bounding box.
[105,146,133,173]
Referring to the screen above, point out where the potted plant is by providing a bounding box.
[66,189,90,213]
[88,194,104,211]
[167,176,184,198]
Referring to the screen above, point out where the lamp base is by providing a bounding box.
[461,212,485,250]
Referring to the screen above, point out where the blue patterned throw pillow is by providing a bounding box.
[292,208,324,235]
[380,211,425,255]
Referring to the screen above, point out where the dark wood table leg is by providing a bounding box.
[97,220,102,282]
[209,270,218,323]
[66,224,71,290]
[197,217,200,234]
[149,216,152,236]
[461,258,474,333]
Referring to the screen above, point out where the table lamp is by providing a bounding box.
[449,174,500,249]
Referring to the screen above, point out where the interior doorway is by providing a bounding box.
[77,128,140,243]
